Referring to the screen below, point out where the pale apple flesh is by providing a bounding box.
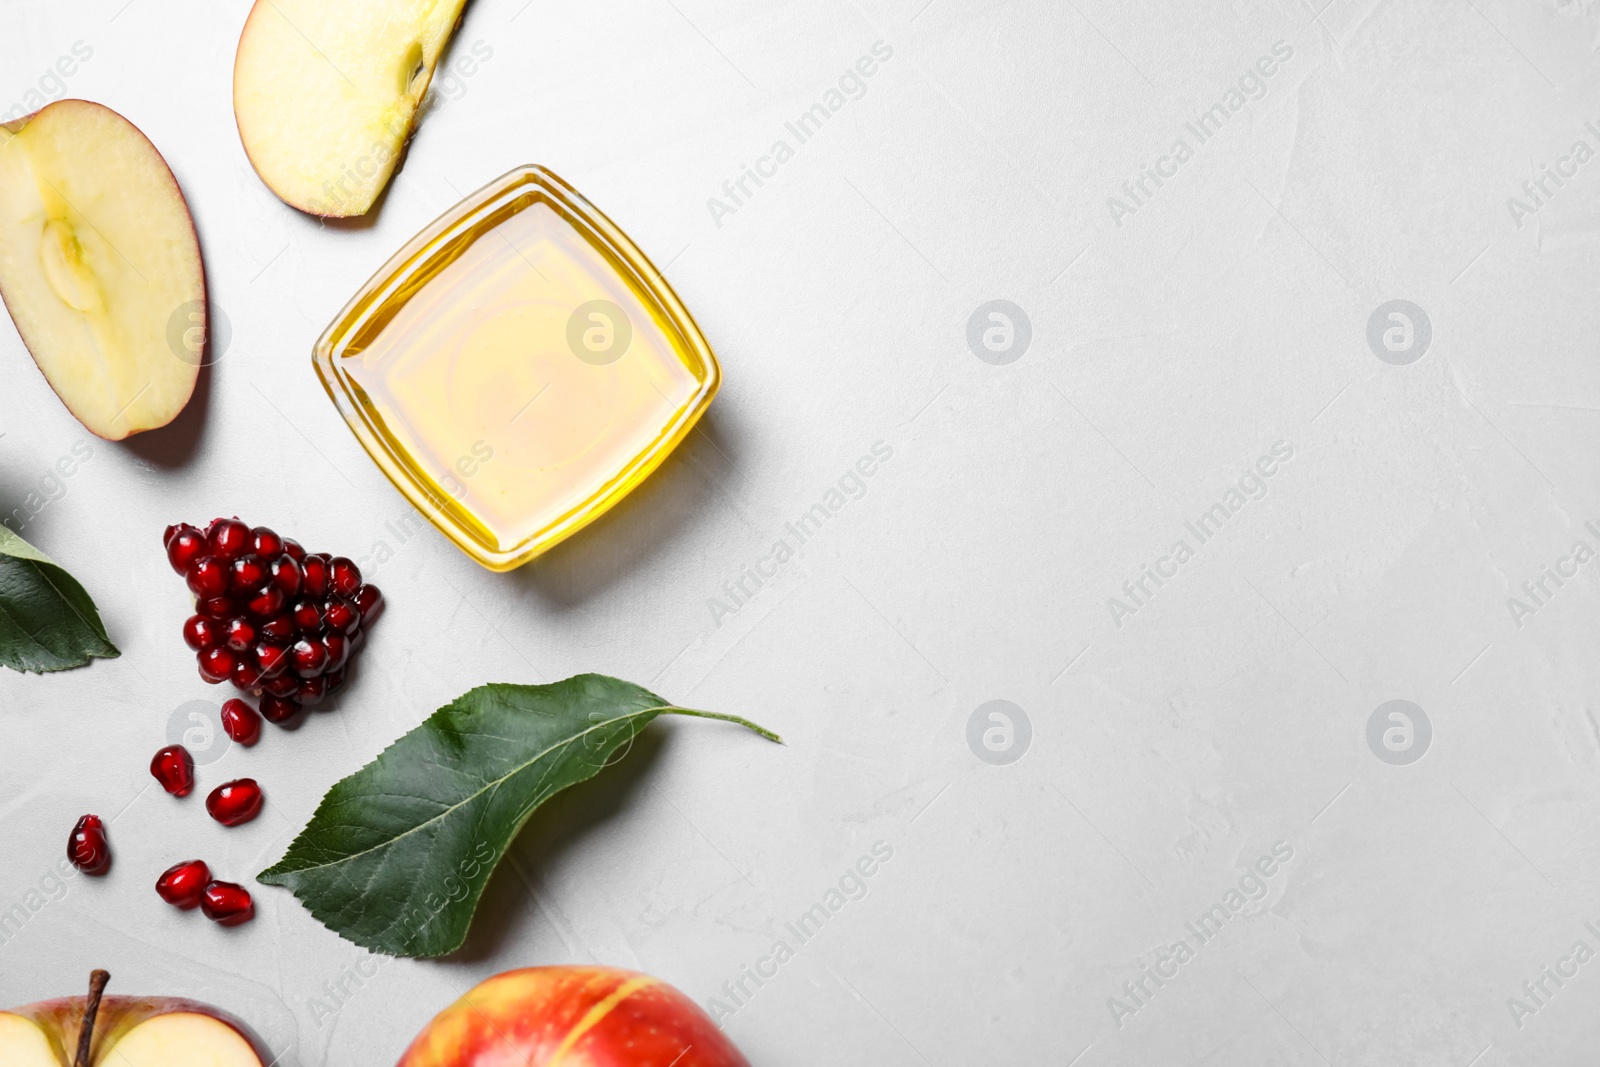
[0,99,205,440]
[233,0,469,217]
[397,966,751,1067]
[0,996,266,1066]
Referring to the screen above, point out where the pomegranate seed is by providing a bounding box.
[223,617,256,652]
[229,555,267,594]
[254,642,290,678]
[206,779,263,826]
[67,815,111,875]
[220,699,262,745]
[301,556,329,598]
[329,557,362,598]
[323,597,359,635]
[268,555,303,598]
[198,647,237,684]
[166,528,206,573]
[186,557,228,599]
[322,632,350,671]
[197,596,238,620]
[325,669,346,693]
[207,518,252,560]
[247,586,286,619]
[200,881,255,925]
[260,694,300,723]
[163,523,182,548]
[263,673,300,698]
[150,745,196,796]
[290,638,328,678]
[259,613,296,643]
[231,658,263,690]
[156,859,211,908]
[292,599,325,635]
[183,615,219,651]
[251,527,283,558]
[296,676,327,706]
[282,538,306,561]
[353,584,384,622]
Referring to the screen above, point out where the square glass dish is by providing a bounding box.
[313,165,720,571]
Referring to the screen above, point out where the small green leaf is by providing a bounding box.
[258,674,780,958]
[0,526,119,673]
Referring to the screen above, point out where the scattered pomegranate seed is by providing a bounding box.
[220,699,262,745]
[156,859,211,908]
[259,694,299,723]
[207,519,252,560]
[67,815,111,875]
[150,745,196,796]
[206,779,263,826]
[200,881,254,925]
[183,615,219,651]
[198,646,236,684]
[296,676,327,706]
[251,527,283,558]
[281,538,306,561]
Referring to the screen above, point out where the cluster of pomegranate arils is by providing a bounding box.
[65,518,386,929]
[165,517,382,721]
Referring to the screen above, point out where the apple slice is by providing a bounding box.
[0,971,268,1066]
[233,0,469,217]
[0,99,206,441]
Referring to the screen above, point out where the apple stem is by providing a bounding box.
[74,970,110,1067]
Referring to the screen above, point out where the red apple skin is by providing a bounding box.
[4,994,269,1064]
[395,966,750,1067]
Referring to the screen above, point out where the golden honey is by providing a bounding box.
[313,166,720,571]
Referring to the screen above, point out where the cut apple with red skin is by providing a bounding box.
[233,0,469,217]
[0,995,267,1066]
[397,966,750,1067]
[0,99,206,441]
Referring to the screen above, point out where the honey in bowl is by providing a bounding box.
[313,166,720,571]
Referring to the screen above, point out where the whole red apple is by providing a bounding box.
[396,966,749,1067]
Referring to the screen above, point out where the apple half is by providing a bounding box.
[0,99,206,441]
[0,974,267,1067]
[233,0,469,217]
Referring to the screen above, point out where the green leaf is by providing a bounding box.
[0,526,119,673]
[258,674,781,958]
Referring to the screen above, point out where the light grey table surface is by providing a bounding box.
[4,1,1600,1064]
